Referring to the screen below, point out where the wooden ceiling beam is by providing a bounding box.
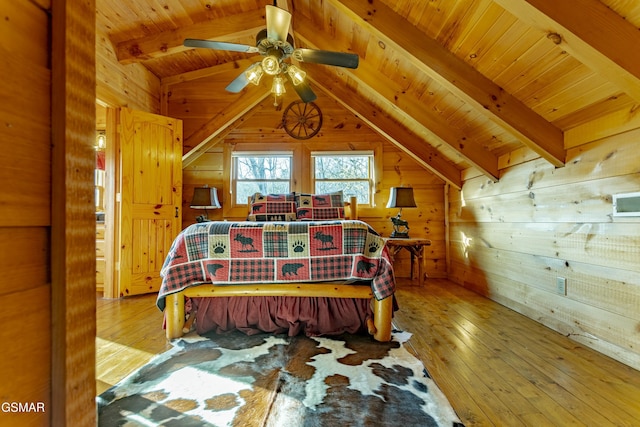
[115,9,265,64]
[294,17,499,181]
[331,0,566,167]
[308,67,463,188]
[328,60,500,180]
[494,0,640,103]
[181,89,269,168]
[161,59,256,87]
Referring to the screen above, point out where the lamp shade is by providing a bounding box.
[190,187,221,209]
[287,64,307,86]
[271,75,286,96]
[386,187,417,208]
[245,63,264,86]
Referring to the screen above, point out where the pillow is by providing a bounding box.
[295,192,345,220]
[247,193,297,222]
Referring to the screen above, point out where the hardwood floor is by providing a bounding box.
[96,292,171,395]
[393,279,640,427]
[96,279,640,426]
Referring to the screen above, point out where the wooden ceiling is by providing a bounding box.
[96,0,640,188]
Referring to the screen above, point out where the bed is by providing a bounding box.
[158,194,396,342]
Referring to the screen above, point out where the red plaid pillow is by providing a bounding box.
[295,192,345,220]
[247,193,297,221]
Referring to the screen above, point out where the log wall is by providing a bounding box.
[0,3,52,426]
[175,89,448,278]
[1,1,97,425]
[449,110,640,369]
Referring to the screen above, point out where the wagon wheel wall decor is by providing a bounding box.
[282,101,323,139]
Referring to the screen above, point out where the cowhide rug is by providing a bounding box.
[97,331,464,427]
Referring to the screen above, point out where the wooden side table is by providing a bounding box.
[384,238,431,286]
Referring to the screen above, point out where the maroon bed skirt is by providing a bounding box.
[190,296,373,337]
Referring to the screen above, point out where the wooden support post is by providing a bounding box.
[165,291,185,339]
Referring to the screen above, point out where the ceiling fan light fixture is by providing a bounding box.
[271,75,286,96]
[245,63,264,85]
[261,55,281,75]
[286,64,307,86]
[184,3,359,103]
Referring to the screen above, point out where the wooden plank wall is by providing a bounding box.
[374,145,447,279]
[2,1,97,425]
[0,2,52,426]
[449,109,640,369]
[96,27,160,113]
[174,86,448,278]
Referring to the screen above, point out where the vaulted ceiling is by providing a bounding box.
[97,0,640,188]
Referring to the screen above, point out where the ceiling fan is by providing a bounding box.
[183,3,359,103]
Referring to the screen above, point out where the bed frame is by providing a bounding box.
[163,196,394,342]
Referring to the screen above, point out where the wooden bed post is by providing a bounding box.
[165,291,185,339]
[372,296,393,342]
[349,195,358,219]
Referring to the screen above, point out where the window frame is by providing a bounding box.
[231,151,294,205]
[310,150,375,206]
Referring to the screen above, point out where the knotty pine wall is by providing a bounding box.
[0,3,52,425]
[96,27,160,113]
[449,111,640,370]
[1,1,97,425]
[173,89,448,279]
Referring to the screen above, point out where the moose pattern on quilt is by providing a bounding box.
[158,220,395,310]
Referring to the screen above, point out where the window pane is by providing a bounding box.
[313,153,373,205]
[316,181,370,204]
[314,156,369,179]
[234,154,291,204]
[236,182,290,204]
[237,157,290,180]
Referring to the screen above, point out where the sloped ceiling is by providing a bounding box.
[97,0,640,188]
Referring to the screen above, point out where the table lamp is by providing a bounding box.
[386,187,417,238]
[190,186,221,222]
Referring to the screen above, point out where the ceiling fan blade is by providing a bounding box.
[184,38,259,53]
[293,48,359,69]
[225,70,250,93]
[265,5,292,42]
[294,82,317,103]
[285,74,317,103]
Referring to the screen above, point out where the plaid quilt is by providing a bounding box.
[157,220,395,310]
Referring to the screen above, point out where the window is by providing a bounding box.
[312,151,374,204]
[232,152,292,204]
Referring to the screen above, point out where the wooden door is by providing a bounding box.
[117,107,183,296]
